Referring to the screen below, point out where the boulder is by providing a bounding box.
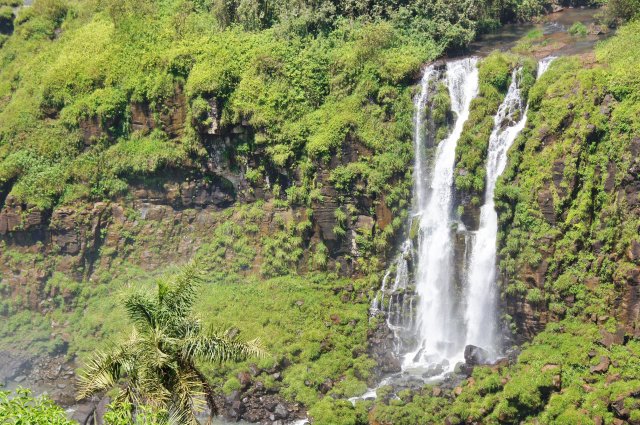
[464,345,490,366]
[590,356,610,374]
[599,327,626,349]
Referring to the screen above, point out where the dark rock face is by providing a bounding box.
[131,87,187,139]
[1,350,78,408]
[214,362,306,424]
[495,73,640,348]
[367,313,402,380]
[310,137,388,275]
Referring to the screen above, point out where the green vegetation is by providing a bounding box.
[496,21,640,323]
[196,272,375,408]
[0,388,75,425]
[568,21,588,37]
[366,318,640,424]
[600,0,640,26]
[454,52,536,209]
[77,261,265,422]
[2,0,640,424]
[0,0,578,223]
[321,16,640,425]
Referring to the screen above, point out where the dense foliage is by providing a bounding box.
[77,261,265,422]
[496,22,640,323]
[0,388,75,425]
[454,52,536,215]
[1,0,640,424]
[0,0,573,216]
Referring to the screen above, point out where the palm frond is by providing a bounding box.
[161,260,204,317]
[124,292,158,330]
[77,329,142,400]
[77,349,130,400]
[182,328,267,364]
[134,374,172,409]
[169,369,206,425]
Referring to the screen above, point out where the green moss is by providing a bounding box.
[568,22,588,37]
[222,377,242,395]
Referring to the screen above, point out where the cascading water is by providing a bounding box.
[403,57,479,371]
[463,67,527,355]
[370,56,555,387]
[537,56,556,77]
[463,57,555,356]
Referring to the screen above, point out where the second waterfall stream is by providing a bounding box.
[372,56,555,380]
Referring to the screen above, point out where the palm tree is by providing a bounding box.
[77,261,265,424]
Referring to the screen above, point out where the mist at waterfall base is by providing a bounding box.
[370,56,555,389]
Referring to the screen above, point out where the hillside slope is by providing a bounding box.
[1,0,639,424]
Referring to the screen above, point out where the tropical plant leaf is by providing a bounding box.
[124,292,158,331]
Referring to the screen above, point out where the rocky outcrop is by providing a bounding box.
[214,361,307,424]
[131,87,187,139]
[463,345,490,366]
[367,314,402,380]
[0,350,77,406]
[496,58,640,345]
[0,196,47,236]
[310,136,390,274]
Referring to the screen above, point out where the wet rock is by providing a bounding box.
[464,345,490,366]
[274,403,289,419]
[367,314,402,378]
[454,362,473,377]
[422,363,444,379]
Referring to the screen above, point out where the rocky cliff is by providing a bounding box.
[496,51,640,344]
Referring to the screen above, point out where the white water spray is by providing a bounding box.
[370,56,555,383]
[404,57,479,370]
[464,57,556,355]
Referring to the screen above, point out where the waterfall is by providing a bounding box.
[370,56,555,382]
[537,56,556,77]
[404,57,479,370]
[464,57,555,355]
